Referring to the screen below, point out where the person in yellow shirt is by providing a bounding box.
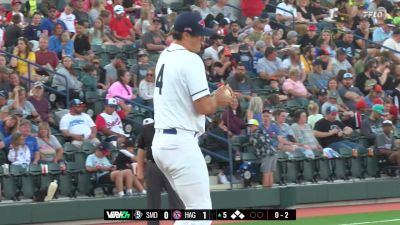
[10,37,37,79]
[300,45,315,76]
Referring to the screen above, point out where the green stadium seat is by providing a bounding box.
[22,164,42,198]
[63,143,80,162]
[91,45,103,55]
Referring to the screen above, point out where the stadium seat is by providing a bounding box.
[41,163,61,199]
[4,165,28,201]
[63,143,80,162]
[275,151,289,185]
[0,165,3,202]
[60,162,83,198]
[22,164,42,198]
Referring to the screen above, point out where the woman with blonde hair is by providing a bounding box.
[36,122,65,166]
[307,101,323,129]
[0,115,19,139]
[135,4,154,36]
[89,0,104,24]
[247,96,263,127]
[7,86,40,121]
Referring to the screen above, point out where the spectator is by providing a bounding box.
[381,27,400,61]
[308,59,334,94]
[0,55,8,67]
[10,37,37,79]
[36,122,64,165]
[0,67,11,94]
[211,0,237,21]
[338,72,364,111]
[272,109,315,159]
[35,37,59,72]
[223,20,240,45]
[4,119,39,163]
[6,0,25,25]
[248,18,266,43]
[316,30,336,57]
[221,97,246,135]
[89,0,104,25]
[361,104,385,143]
[365,85,384,108]
[286,31,299,45]
[297,0,317,24]
[335,32,356,63]
[48,24,74,59]
[28,82,53,123]
[134,5,153,37]
[86,141,134,197]
[375,120,400,166]
[40,6,67,37]
[191,0,212,19]
[0,115,19,139]
[9,71,27,91]
[138,68,155,107]
[307,101,323,129]
[314,105,366,155]
[59,4,76,34]
[25,0,39,18]
[203,34,224,62]
[276,0,299,28]
[373,19,394,44]
[113,140,147,194]
[332,48,353,76]
[282,49,305,81]
[256,47,287,82]
[282,68,309,108]
[142,16,166,53]
[104,54,125,87]
[299,45,315,76]
[7,133,31,166]
[110,5,135,44]
[52,55,82,99]
[41,0,58,16]
[89,19,114,46]
[246,96,263,127]
[59,99,99,147]
[73,0,90,26]
[355,59,383,95]
[131,49,154,85]
[23,12,43,41]
[7,86,40,121]
[95,98,130,143]
[299,25,318,48]
[291,109,323,152]
[106,69,136,101]
[354,17,372,50]
[225,63,252,101]
[4,14,23,49]
[99,9,119,44]
[74,21,92,60]
[80,63,106,92]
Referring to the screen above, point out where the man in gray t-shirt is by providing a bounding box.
[338,72,364,110]
[104,54,124,87]
[361,104,385,146]
[256,47,287,83]
[375,120,400,166]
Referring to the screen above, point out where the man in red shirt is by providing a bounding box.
[95,98,131,144]
[35,37,59,74]
[109,5,135,44]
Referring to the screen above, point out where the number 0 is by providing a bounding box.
[156,64,165,94]
[164,211,169,219]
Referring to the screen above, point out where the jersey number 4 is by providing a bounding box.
[156,64,164,94]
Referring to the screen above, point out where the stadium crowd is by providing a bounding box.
[0,0,400,198]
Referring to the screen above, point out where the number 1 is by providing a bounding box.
[203,211,206,219]
[156,64,165,94]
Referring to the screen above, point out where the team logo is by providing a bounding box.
[134,210,143,219]
[172,210,182,220]
[198,19,205,28]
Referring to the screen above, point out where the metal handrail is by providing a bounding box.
[0,49,70,107]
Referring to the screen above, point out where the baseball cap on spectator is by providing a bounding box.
[0,90,8,99]
[96,141,111,156]
[220,17,230,26]
[259,13,269,22]
[152,16,162,23]
[393,27,400,35]
[203,51,214,60]
[114,5,124,15]
[286,31,298,40]
[255,40,266,50]
[365,79,377,88]
[313,58,324,66]
[372,104,388,115]
[384,19,395,27]
[174,12,214,36]
[33,81,44,89]
[12,0,22,5]
[325,105,339,115]
[48,5,57,11]
[373,84,383,93]
[138,49,149,57]
[373,98,384,105]
[382,120,393,126]
[356,100,368,110]
[318,88,328,96]
[123,139,135,148]
[247,119,259,127]
[328,92,338,99]
[316,48,329,57]
[262,108,272,113]
[343,73,353,79]
[106,98,118,107]
[143,118,154,126]
[307,25,317,31]
[70,99,84,107]
[10,108,23,117]
[239,44,250,53]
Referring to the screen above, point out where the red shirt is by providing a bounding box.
[95,110,126,131]
[109,17,133,38]
[35,50,59,69]
[241,0,264,17]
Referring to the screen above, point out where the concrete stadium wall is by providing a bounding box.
[1,179,400,225]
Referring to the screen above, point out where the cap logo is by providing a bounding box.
[198,20,205,28]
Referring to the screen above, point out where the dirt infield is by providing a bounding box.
[93,202,400,225]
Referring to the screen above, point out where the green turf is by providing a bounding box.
[222,210,400,225]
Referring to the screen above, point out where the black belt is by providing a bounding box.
[162,128,199,137]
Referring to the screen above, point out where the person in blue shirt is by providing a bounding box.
[0,115,19,140]
[3,119,39,163]
[372,19,394,44]
[49,24,74,59]
[39,6,67,36]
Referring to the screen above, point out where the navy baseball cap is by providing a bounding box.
[174,12,214,36]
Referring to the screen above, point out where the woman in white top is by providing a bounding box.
[276,0,299,27]
[8,133,31,167]
[139,68,155,107]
